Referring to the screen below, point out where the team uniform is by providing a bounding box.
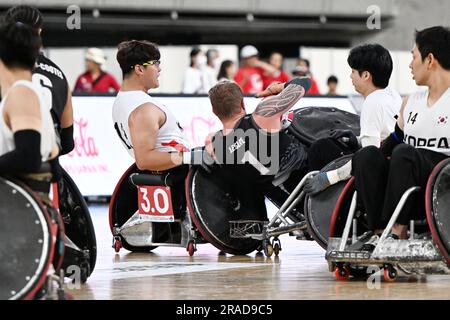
[359,87,402,146]
[352,88,450,230]
[112,90,190,158]
[0,80,56,164]
[33,53,69,135]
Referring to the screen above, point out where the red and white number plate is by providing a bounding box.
[137,186,174,222]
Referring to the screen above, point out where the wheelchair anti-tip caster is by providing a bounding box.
[272,238,282,256]
[335,265,350,281]
[383,265,398,282]
[113,237,122,253]
[187,240,197,256]
[263,240,273,257]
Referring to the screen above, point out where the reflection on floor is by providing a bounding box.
[67,205,450,300]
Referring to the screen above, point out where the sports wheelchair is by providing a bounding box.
[323,157,450,281]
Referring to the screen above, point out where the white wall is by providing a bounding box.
[300,47,420,96]
[46,45,238,94]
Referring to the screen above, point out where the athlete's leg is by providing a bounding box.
[381,145,447,236]
[352,146,389,231]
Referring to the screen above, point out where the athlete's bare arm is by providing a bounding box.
[129,103,182,171]
[252,83,305,131]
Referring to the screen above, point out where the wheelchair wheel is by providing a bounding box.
[58,168,97,280]
[304,154,355,249]
[0,176,56,300]
[426,158,450,265]
[109,164,158,252]
[185,167,261,255]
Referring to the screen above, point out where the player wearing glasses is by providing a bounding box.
[112,40,194,173]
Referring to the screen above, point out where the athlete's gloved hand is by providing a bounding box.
[284,76,312,93]
[254,77,312,98]
[329,129,359,151]
[303,172,331,195]
[182,148,216,173]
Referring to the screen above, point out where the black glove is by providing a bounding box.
[329,129,359,151]
[303,172,331,195]
[284,76,312,93]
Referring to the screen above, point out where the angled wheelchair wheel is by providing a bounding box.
[185,167,262,255]
[304,154,354,249]
[288,107,360,147]
[109,164,158,252]
[0,176,56,300]
[426,158,450,265]
[325,174,372,240]
[58,168,97,279]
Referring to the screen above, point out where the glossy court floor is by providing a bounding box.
[67,204,450,300]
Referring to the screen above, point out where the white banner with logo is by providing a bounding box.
[59,95,356,196]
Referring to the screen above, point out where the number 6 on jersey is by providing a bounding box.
[137,186,174,222]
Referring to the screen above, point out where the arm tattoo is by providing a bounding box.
[254,84,305,117]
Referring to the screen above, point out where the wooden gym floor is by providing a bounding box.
[67,204,450,300]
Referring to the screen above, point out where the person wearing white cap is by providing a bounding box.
[234,45,278,94]
[74,47,120,93]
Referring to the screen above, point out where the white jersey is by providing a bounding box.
[359,87,402,147]
[0,80,55,161]
[112,90,190,158]
[403,88,450,156]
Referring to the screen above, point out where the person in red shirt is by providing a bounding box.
[262,52,291,89]
[74,48,120,93]
[292,58,321,95]
[234,45,278,95]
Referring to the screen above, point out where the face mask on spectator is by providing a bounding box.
[197,54,207,67]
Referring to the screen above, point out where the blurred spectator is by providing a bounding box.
[204,48,220,90]
[292,58,320,95]
[326,75,339,96]
[74,48,120,93]
[182,47,208,94]
[217,60,237,82]
[234,45,278,94]
[262,52,291,89]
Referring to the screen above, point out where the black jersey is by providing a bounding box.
[33,53,69,129]
[212,114,308,193]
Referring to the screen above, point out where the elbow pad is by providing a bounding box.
[60,125,74,155]
[0,130,42,174]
